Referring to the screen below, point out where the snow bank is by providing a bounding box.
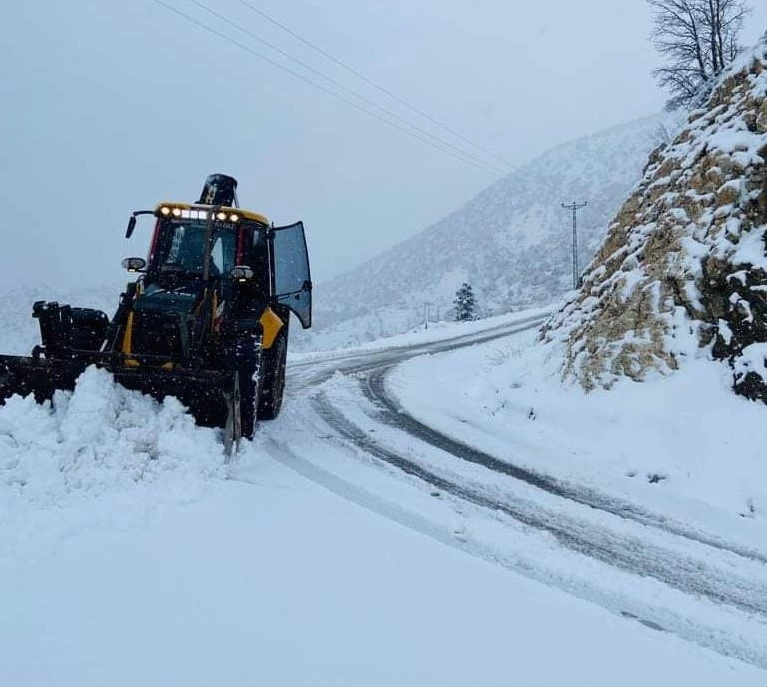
[0,366,225,558]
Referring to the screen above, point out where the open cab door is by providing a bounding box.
[271,222,312,328]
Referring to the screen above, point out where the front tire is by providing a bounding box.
[257,330,287,420]
[223,372,242,457]
[239,365,260,440]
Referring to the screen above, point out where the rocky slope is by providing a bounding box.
[297,115,668,351]
[542,37,767,402]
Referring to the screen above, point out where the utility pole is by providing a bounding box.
[562,201,587,289]
[424,301,431,330]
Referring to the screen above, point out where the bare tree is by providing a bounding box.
[650,112,687,148]
[647,0,751,109]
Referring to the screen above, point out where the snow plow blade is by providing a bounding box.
[0,354,236,430]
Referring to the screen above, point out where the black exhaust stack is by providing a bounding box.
[198,174,238,207]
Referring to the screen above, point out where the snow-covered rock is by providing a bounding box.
[543,38,767,400]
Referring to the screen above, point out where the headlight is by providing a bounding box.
[121,257,147,272]
[230,265,254,282]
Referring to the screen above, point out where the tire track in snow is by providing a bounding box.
[313,393,767,620]
[279,314,767,666]
[305,394,767,669]
[288,314,550,390]
[295,314,767,565]
[362,366,767,566]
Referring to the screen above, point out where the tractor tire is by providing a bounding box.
[239,366,259,440]
[257,330,288,421]
[223,372,242,457]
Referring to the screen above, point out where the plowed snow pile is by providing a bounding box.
[0,366,225,558]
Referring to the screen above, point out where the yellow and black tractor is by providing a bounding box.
[0,174,312,451]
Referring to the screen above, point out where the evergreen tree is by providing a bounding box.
[453,283,477,322]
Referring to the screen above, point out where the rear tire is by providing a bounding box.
[257,330,287,420]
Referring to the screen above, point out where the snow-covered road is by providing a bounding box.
[2,310,766,684]
[258,311,767,671]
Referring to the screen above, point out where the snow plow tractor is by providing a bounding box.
[0,174,312,452]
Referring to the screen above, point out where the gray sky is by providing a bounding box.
[1,1,765,293]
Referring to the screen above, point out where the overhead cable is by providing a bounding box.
[147,0,505,176]
[232,0,514,169]
[179,0,507,175]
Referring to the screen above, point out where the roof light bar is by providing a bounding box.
[159,207,242,222]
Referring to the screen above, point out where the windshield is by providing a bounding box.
[153,218,237,277]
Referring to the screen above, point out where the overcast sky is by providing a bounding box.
[1,1,765,294]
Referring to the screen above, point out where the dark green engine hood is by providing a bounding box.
[133,283,202,315]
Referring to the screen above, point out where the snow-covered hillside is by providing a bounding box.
[299,114,669,351]
[543,37,767,400]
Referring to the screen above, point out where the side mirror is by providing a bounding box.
[122,257,146,273]
[125,209,155,238]
[230,265,254,282]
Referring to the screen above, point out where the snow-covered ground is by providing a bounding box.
[2,308,766,683]
[4,443,762,686]
[388,325,767,535]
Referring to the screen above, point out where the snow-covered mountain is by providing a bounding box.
[298,114,669,351]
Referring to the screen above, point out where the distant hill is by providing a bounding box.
[297,114,668,351]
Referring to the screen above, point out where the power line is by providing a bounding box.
[231,0,514,169]
[147,0,505,176]
[179,0,507,175]
[562,201,587,289]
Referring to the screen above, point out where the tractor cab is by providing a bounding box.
[124,201,311,331]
